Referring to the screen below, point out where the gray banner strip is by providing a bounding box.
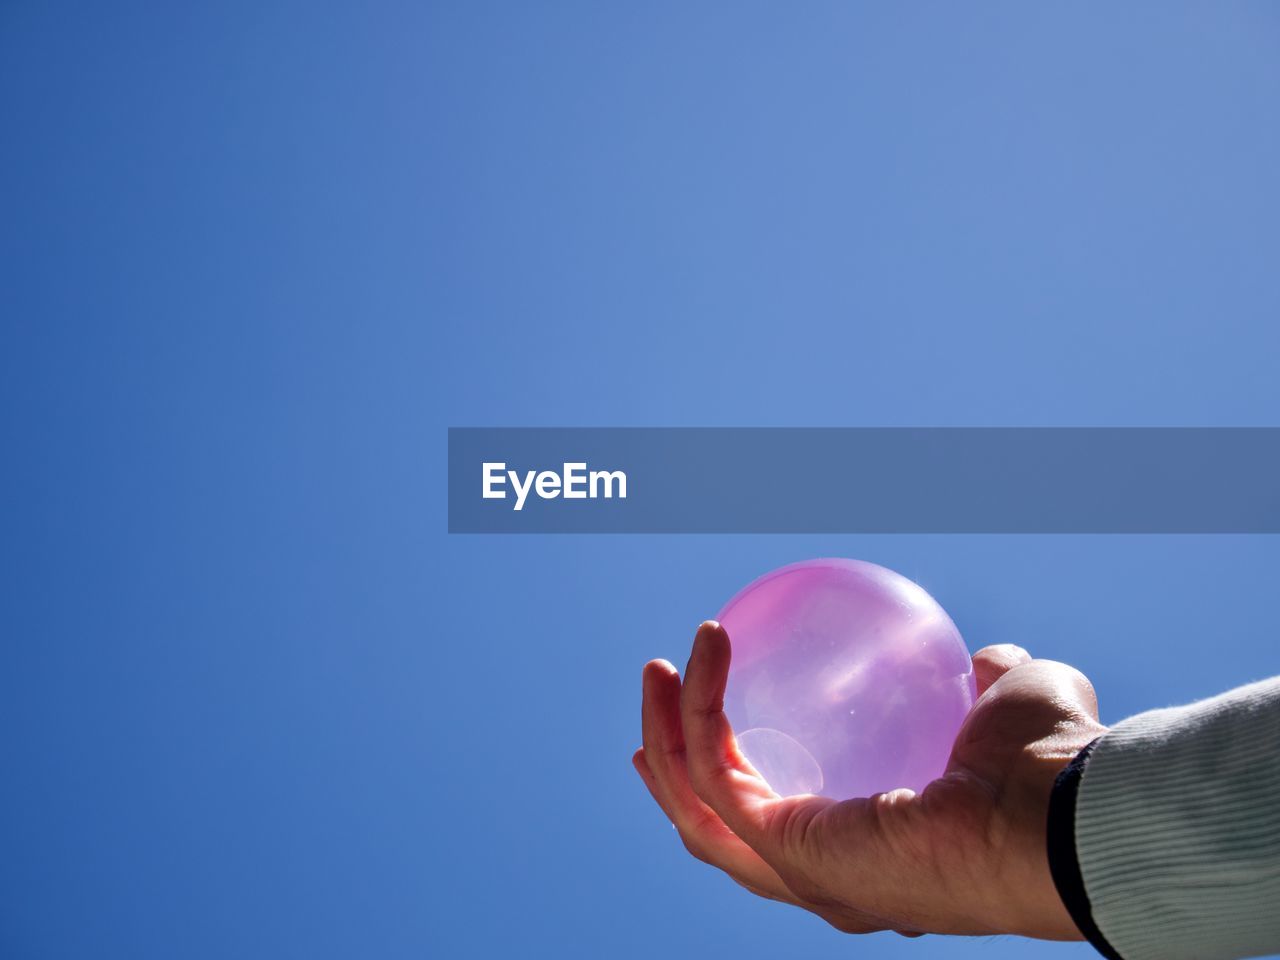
[447,428,1280,533]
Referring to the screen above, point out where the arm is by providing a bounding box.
[634,622,1280,957]
[1049,676,1280,960]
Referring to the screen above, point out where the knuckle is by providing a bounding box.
[677,832,712,864]
[974,643,1028,663]
[765,799,820,855]
[676,809,726,865]
[1035,660,1099,712]
[821,911,881,935]
[732,878,779,902]
[687,759,728,800]
[791,879,832,907]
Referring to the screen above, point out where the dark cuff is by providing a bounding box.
[1046,738,1123,960]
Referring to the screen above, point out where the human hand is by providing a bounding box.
[633,622,1106,939]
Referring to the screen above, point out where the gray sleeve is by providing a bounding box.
[1072,676,1280,960]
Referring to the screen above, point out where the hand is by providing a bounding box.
[632,621,1107,939]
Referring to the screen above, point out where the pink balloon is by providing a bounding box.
[717,558,975,800]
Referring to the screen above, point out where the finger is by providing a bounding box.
[637,660,799,902]
[640,659,686,774]
[680,622,780,848]
[633,747,799,902]
[640,670,890,942]
[972,643,1032,697]
[679,624,960,934]
[637,746,880,923]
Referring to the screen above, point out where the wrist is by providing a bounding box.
[1004,726,1109,940]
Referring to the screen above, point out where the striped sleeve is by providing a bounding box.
[1048,676,1280,960]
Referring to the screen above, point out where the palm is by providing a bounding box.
[634,623,1105,939]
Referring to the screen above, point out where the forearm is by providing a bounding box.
[1048,676,1280,960]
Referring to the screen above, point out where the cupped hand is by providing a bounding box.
[633,621,1106,939]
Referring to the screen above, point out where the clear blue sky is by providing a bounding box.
[3,3,1279,958]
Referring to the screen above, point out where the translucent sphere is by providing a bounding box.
[718,558,975,800]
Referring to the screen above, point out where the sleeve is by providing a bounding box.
[1046,676,1280,960]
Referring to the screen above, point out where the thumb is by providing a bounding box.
[971,644,1032,697]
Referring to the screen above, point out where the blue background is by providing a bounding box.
[3,3,1279,958]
